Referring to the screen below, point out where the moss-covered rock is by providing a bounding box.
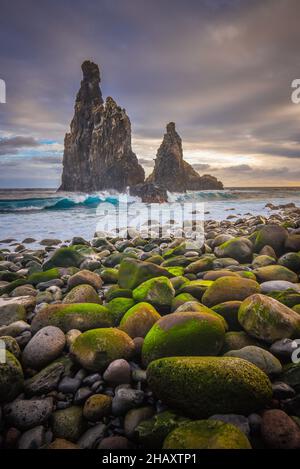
[142,312,226,366]
[215,237,253,264]
[0,350,24,402]
[171,293,198,312]
[99,268,119,283]
[0,336,21,358]
[147,356,272,418]
[27,268,61,286]
[178,280,213,300]
[224,346,282,375]
[252,255,276,268]
[132,276,175,310]
[118,258,172,290]
[71,328,134,371]
[43,247,85,270]
[105,286,132,302]
[238,294,300,343]
[107,297,136,325]
[254,265,298,283]
[0,298,27,326]
[161,256,193,268]
[254,225,288,256]
[83,394,112,421]
[285,234,300,252]
[268,290,300,308]
[170,276,190,291]
[212,301,242,331]
[136,411,190,449]
[184,256,215,274]
[221,331,260,353]
[52,406,85,442]
[63,284,101,304]
[67,269,103,290]
[163,419,251,449]
[119,302,161,338]
[202,276,260,307]
[278,252,300,274]
[293,304,300,314]
[165,266,185,277]
[203,270,239,281]
[31,303,113,333]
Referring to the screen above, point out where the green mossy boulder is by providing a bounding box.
[43,247,85,270]
[132,276,175,310]
[71,328,134,372]
[0,350,24,402]
[165,266,185,277]
[136,411,190,449]
[268,290,300,308]
[252,255,276,268]
[147,356,272,418]
[254,225,288,255]
[278,252,300,274]
[163,419,251,449]
[161,256,192,268]
[105,286,132,302]
[224,346,282,375]
[27,268,61,286]
[63,284,101,304]
[52,406,85,442]
[142,312,226,366]
[254,265,298,283]
[99,268,119,283]
[212,301,242,331]
[171,293,198,312]
[178,280,213,300]
[119,302,161,338]
[215,237,253,264]
[238,294,300,343]
[170,276,190,291]
[31,303,113,333]
[202,276,260,307]
[184,256,214,274]
[107,297,136,325]
[0,299,27,326]
[222,331,261,353]
[118,258,172,290]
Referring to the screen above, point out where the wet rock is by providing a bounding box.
[112,388,145,416]
[261,409,300,449]
[18,425,46,449]
[4,398,53,430]
[103,359,131,385]
[22,326,66,370]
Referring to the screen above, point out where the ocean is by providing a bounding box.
[0,187,299,246]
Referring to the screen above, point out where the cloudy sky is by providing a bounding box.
[0,0,300,188]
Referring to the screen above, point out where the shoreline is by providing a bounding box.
[0,206,300,449]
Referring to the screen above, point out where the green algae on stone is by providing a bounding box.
[184,256,215,274]
[136,411,190,449]
[163,419,251,449]
[215,237,253,264]
[221,331,261,353]
[171,293,198,312]
[132,276,175,310]
[71,327,135,371]
[43,246,85,270]
[170,276,190,291]
[0,350,24,402]
[52,406,85,442]
[212,301,242,331]
[161,256,193,268]
[252,255,276,269]
[165,266,185,277]
[105,286,133,302]
[142,311,226,366]
[178,279,213,300]
[63,284,102,304]
[254,265,298,283]
[99,268,119,283]
[254,225,288,256]
[147,356,272,418]
[202,276,260,307]
[278,252,300,274]
[119,302,161,338]
[118,258,172,290]
[27,268,61,286]
[238,294,300,343]
[268,290,300,308]
[31,303,113,333]
[107,297,136,325]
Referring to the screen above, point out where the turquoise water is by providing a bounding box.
[0,187,299,245]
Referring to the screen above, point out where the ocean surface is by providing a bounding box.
[0,187,299,246]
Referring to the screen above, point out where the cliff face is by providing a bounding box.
[147,122,223,192]
[59,61,145,192]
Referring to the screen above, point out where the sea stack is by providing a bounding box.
[147,122,223,192]
[59,61,145,191]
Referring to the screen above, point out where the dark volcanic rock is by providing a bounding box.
[147,122,223,192]
[59,61,145,192]
[129,182,168,203]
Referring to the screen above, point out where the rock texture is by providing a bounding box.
[147,122,223,192]
[59,61,145,192]
[129,182,168,203]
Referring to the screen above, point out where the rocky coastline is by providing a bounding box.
[0,205,300,449]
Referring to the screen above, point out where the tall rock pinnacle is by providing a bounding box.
[147,122,223,192]
[59,61,145,191]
